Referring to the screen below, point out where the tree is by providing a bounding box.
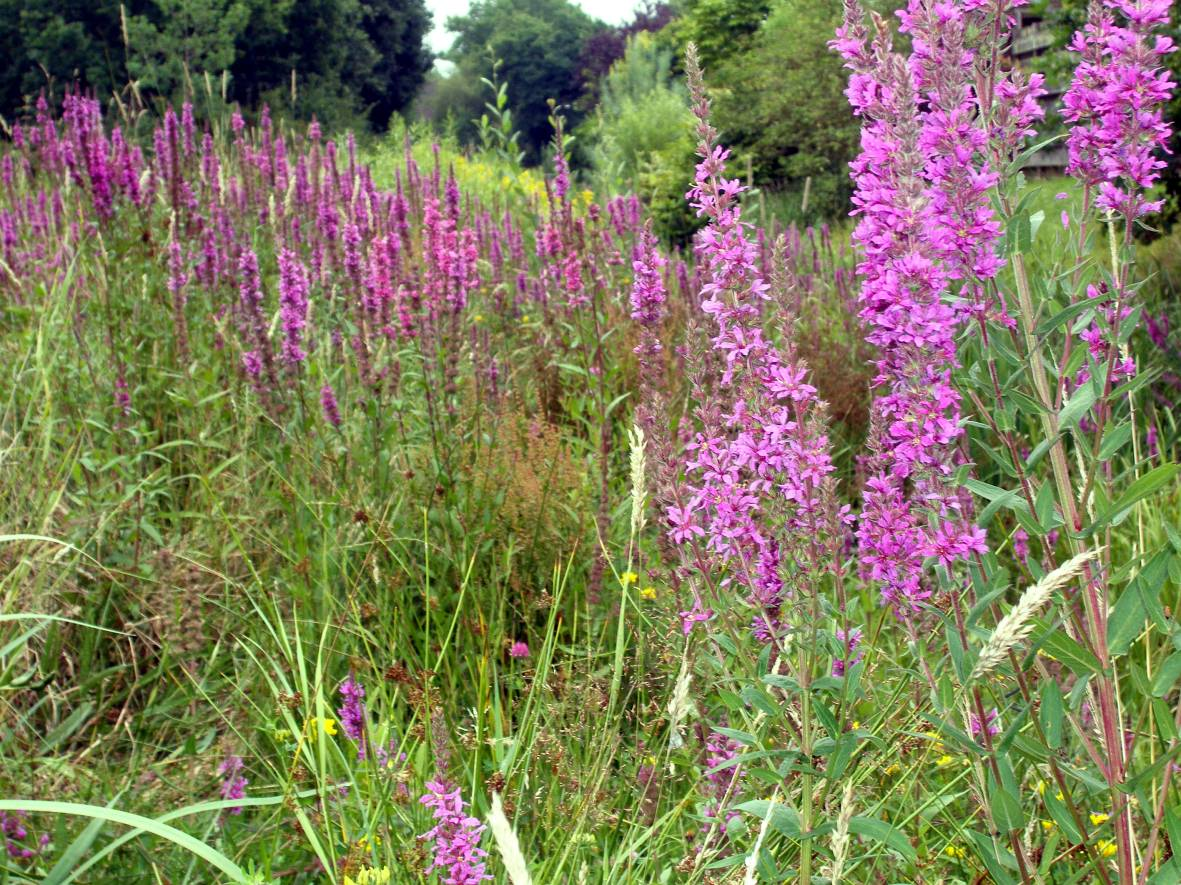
[446,0,599,162]
[0,0,433,131]
[0,0,127,115]
[577,2,675,107]
[125,0,249,99]
[663,0,771,75]
[710,0,859,219]
[356,0,434,130]
[585,33,697,240]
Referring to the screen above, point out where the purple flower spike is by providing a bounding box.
[419,780,491,884]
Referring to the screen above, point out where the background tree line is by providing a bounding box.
[0,0,434,131]
[2,0,1175,237]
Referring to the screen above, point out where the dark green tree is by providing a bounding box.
[663,0,771,75]
[0,0,127,115]
[356,0,434,130]
[124,0,249,99]
[710,0,858,219]
[446,0,599,161]
[0,0,433,130]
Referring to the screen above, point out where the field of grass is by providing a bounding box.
[0,47,1179,885]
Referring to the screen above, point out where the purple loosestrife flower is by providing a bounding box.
[217,755,247,816]
[168,234,190,361]
[337,675,367,759]
[238,249,277,389]
[699,727,741,847]
[630,225,667,349]
[833,1,990,615]
[277,248,310,366]
[832,627,864,677]
[114,375,132,417]
[320,383,342,428]
[1062,0,1175,219]
[667,47,842,642]
[419,780,491,884]
[969,707,1001,741]
[0,810,43,861]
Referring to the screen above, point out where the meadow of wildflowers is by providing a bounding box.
[0,0,1178,883]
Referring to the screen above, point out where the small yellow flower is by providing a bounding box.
[1041,819,1056,832]
[1035,780,1047,796]
[1096,839,1117,858]
[474,313,484,323]
[639,586,657,600]
[644,754,657,766]
[884,763,901,776]
[1089,812,1110,827]
[1055,791,1064,801]
[944,844,967,860]
[936,754,954,767]
[621,571,638,584]
[308,717,338,737]
[345,867,391,885]
[356,834,383,852]
[851,720,860,730]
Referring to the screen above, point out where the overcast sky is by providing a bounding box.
[425,0,644,55]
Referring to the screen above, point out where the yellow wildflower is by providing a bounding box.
[639,586,657,600]
[1035,780,1047,796]
[936,754,954,767]
[884,763,901,776]
[1096,840,1117,858]
[308,717,338,737]
[345,867,391,885]
[1089,812,1109,826]
[621,571,638,585]
[1041,820,1056,832]
[944,844,967,860]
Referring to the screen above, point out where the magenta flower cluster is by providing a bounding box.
[663,57,842,641]
[0,810,47,861]
[832,1,1030,614]
[1062,0,1175,219]
[337,675,367,759]
[419,779,492,884]
[0,97,656,433]
[218,754,247,815]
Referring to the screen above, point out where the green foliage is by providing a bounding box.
[585,33,698,240]
[664,0,771,75]
[123,0,248,99]
[711,0,858,222]
[0,0,432,131]
[445,0,599,162]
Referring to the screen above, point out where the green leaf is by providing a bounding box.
[1059,383,1098,428]
[847,816,916,862]
[1043,788,1083,843]
[1039,680,1064,749]
[1104,463,1179,524]
[1108,552,1171,657]
[1033,621,1102,676]
[965,829,1018,883]
[1152,653,1181,698]
[990,775,1026,831]
[711,726,757,747]
[1098,422,1133,460]
[735,800,801,838]
[0,800,248,883]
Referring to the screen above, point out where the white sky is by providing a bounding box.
[426,0,644,55]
